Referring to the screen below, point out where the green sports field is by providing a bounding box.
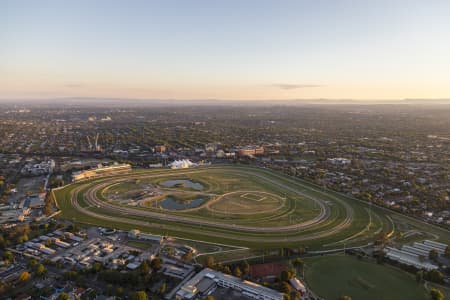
[304,254,428,300]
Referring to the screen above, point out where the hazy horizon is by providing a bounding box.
[1,97,450,107]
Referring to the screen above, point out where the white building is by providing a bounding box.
[289,277,306,294]
[176,268,284,300]
[384,246,438,271]
[169,159,197,169]
[327,157,352,165]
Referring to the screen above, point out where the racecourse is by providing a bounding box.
[53,165,450,249]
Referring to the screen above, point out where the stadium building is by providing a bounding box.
[72,163,131,182]
[176,268,284,300]
[384,240,447,271]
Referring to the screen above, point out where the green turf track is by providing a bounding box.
[53,165,450,249]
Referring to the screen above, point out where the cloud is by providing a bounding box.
[270,83,323,90]
[64,83,87,88]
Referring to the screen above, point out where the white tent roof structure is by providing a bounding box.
[169,159,197,169]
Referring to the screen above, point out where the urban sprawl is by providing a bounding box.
[0,103,449,300]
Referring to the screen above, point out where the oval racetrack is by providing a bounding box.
[54,166,394,248]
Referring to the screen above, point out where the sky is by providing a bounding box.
[1,0,450,101]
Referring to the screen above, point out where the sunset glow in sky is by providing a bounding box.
[2,0,450,100]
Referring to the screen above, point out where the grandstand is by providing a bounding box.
[412,242,444,255]
[72,163,131,182]
[423,240,448,251]
[384,247,438,271]
[385,239,449,271]
[176,268,284,300]
[401,245,429,257]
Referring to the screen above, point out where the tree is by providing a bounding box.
[159,282,167,295]
[0,234,6,249]
[290,290,301,300]
[63,270,79,281]
[92,262,102,273]
[3,251,14,263]
[182,251,193,261]
[43,198,54,216]
[130,291,148,300]
[240,260,250,275]
[39,286,53,297]
[28,258,38,268]
[105,284,114,296]
[67,224,80,233]
[115,287,124,297]
[50,178,64,188]
[56,293,70,300]
[140,260,150,275]
[415,270,423,283]
[430,288,444,300]
[222,265,231,275]
[445,245,450,258]
[83,289,97,300]
[280,281,291,293]
[18,271,31,282]
[45,239,53,247]
[205,256,215,268]
[297,246,307,255]
[166,247,175,256]
[233,266,242,278]
[280,270,294,282]
[16,234,28,244]
[150,257,162,272]
[206,296,215,300]
[429,249,439,262]
[425,270,444,284]
[292,258,304,271]
[36,264,46,276]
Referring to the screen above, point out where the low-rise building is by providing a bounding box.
[176,268,284,300]
[384,246,438,271]
[238,146,265,157]
[129,229,163,244]
[0,265,26,282]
